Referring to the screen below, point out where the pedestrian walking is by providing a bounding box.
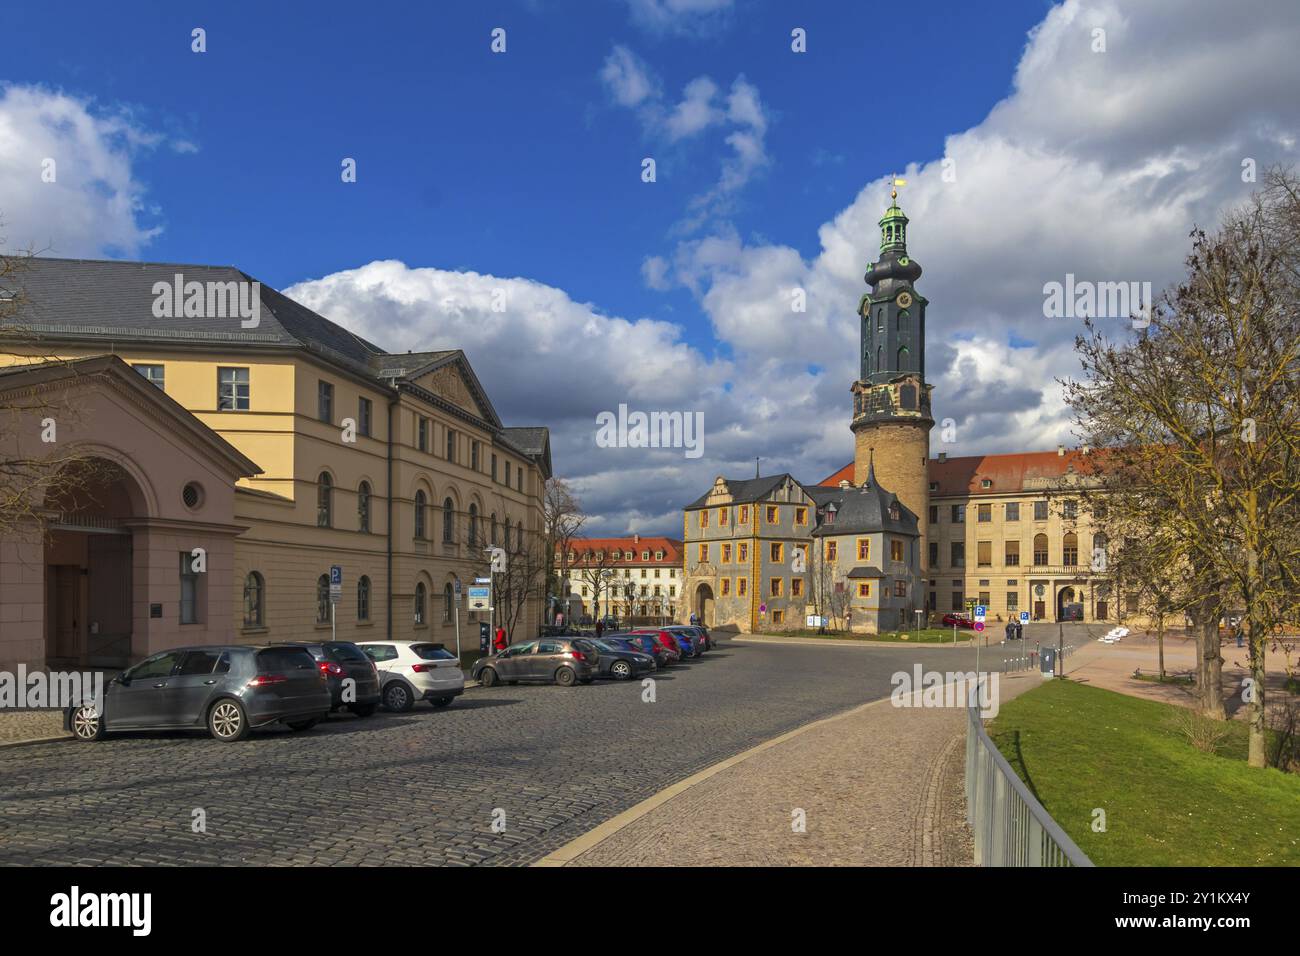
[595,619,604,639]
[1014,620,1023,641]
[1005,620,1015,643]
[494,625,507,653]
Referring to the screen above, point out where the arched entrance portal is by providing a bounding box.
[693,583,715,627]
[1056,586,1079,623]
[43,458,148,668]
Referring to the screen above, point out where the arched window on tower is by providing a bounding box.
[897,309,909,331]
[897,346,910,372]
[876,345,884,374]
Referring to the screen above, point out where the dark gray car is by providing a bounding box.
[65,644,332,742]
[472,639,597,687]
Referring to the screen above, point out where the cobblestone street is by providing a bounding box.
[0,638,998,866]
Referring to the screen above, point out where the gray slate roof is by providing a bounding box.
[684,473,796,510]
[809,462,919,537]
[5,256,552,471]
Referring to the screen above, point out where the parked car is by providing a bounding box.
[666,625,707,655]
[574,638,656,681]
[627,629,684,665]
[357,641,465,711]
[472,638,597,687]
[66,645,331,743]
[941,613,975,629]
[278,640,381,717]
[618,633,678,667]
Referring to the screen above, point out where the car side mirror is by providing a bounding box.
[114,673,129,686]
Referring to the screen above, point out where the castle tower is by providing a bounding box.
[851,187,933,581]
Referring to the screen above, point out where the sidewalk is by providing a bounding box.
[537,662,1066,867]
[0,711,67,747]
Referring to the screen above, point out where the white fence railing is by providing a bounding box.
[965,693,1093,866]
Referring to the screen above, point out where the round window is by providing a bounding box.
[182,482,203,510]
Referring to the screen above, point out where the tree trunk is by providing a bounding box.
[1194,603,1225,719]
[1157,617,1165,680]
[1247,617,1268,768]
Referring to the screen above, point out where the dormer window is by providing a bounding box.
[980,479,992,489]
[929,482,938,492]
[889,503,901,521]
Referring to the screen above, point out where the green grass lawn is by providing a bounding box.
[987,680,1300,866]
[773,627,969,643]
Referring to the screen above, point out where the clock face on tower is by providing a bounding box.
[897,291,913,308]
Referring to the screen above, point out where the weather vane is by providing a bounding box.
[890,174,907,201]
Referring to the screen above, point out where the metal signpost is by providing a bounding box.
[973,604,987,678]
[329,565,342,641]
[453,578,463,661]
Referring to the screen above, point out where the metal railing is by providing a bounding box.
[965,693,1093,866]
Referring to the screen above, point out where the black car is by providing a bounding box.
[66,645,332,742]
[277,640,382,716]
[575,638,657,680]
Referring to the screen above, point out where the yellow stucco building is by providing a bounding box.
[0,258,550,673]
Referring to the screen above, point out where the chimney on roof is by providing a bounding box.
[1057,444,1065,457]
[937,452,947,463]
[633,533,639,545]
[838,480,850,490]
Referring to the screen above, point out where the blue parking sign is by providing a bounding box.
[330,565,342,586]
[1019,611,1029,623]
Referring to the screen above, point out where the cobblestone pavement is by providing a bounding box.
[562,669,1050,868]
[0,639,1007,866]
[0,712,65,746]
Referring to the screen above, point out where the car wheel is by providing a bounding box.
[69,704,104,742]
[348,703,377,718]
[287,717,320,731]
[478,667,498,688]
[611,660,632,680]
[383,681,415,712]
[432,697,453,707]
[555,666,577,687]
[208,699,250,741]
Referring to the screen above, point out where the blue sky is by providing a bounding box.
[4,0,1299,533]
[8,0,1045,351]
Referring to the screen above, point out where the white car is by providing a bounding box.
[357,641,465,712]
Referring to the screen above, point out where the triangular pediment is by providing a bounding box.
[402,352,501,428]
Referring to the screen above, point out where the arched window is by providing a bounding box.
[517,523,523,552]
[357,575,371,621]
[876,345,884,373]
[243,572,264,627]
[357,481,371,533]
[897,346,910,372]
[414,490,427,539]
[1063,531,1079,566]
[1033,534,1049,566]
[468,503,479,547]
[317,473,333,527]
[316,574,330,623]
[491,513,498,546]
[504,517,512,550]
[414,582,427,625]
[443,582,454,623]
[442,498,455,543]
[897,308,909,331]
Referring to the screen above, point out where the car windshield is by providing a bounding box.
[410,643,457,661]
[326,643,370,663]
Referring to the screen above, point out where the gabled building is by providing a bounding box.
[559,534,683,623]
[0,257,552,674]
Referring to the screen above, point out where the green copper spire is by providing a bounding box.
[879,184,909,254]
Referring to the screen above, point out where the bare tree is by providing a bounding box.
[542,477,585,621]
[1066,168,1300,766]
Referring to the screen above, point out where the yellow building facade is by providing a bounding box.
[0,258,550,671]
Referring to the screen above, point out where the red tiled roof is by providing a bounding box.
[820,449,1093,497]
[562,536,684,566]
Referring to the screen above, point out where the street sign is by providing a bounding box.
[329,565,342,603]
[806,615,827,628]
[453,579,462,604]
[1019,611,1029,623]
[759,604,767,615]
[974,605,987,619]
[467,584,491,611]
[974,621,985,632]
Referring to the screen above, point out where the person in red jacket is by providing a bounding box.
[494,626,507,652]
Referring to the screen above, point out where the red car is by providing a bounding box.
[627,629,682,664]
[941,613,975,629]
